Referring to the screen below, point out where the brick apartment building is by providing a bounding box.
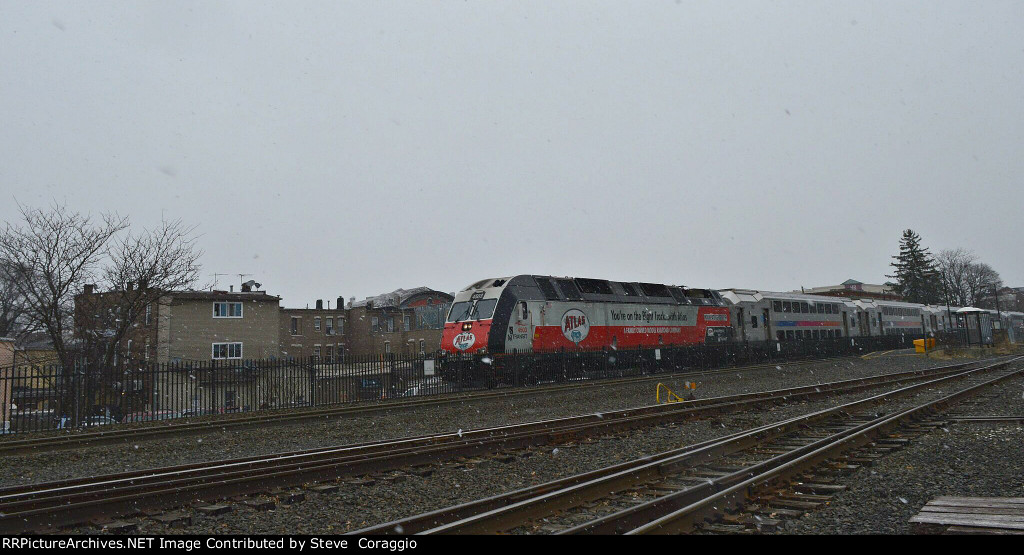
[76,284,284,364]
[346,287,453,357]
[279,297,347,362]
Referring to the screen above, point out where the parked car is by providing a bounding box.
[122,410,181,423]
[401,378,450,397]
[82,415,119,427]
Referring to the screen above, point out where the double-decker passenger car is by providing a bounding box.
[441,275,732,355]
[719,289,859,342]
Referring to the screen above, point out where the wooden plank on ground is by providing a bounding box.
[928,499,1024,509]
[945,525,1024,535]
[910,514,1024,530]
[931,496,1024,505]
[921,505,1024,516]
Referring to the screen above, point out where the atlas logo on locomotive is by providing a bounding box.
[453,332,476,351]
[561,309,590,344]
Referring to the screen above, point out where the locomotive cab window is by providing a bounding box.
[447,301,473,322]
[472,298,497,320]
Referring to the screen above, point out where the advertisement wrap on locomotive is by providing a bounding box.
[441,275,732,355]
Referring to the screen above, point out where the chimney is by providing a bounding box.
[349,296,355,308]
[241,282,252,292]
[84,284,95,295]
[230,285,234,292]
[316,299,323,310]
[337,296,344,310]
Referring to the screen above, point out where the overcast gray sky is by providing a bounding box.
[2,1,1021,307]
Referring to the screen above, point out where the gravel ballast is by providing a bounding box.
[77,356,1018,535]
[780,372,1024,535]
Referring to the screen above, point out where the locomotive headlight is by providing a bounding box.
[462,322,473,331]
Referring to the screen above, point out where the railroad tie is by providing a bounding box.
[243,499,277,511]
[151,512,192,527]
[194,504,232,516]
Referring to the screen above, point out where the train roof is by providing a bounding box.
[454,275,725,306]
[718,289,857,306]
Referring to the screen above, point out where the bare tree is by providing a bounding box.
[935,248,1004,307]
[0,203,128,371]
[935,248,977,306]
[964,262,1003,308]
[0,259,35,340]
[79,218,203,370]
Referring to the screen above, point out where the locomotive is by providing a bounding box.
[440,275,732,355]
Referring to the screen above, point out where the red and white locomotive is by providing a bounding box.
[441,275,732,355]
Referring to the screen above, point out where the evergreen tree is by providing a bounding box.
[887,229,942,304]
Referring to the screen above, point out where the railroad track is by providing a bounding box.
[354,356,1024,535]
[0,353,884,456]
[0,358,999,533]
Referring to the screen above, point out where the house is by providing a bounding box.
[346,287,453,357]
[279,297,347,362]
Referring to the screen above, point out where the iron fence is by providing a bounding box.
[0,333,938,434]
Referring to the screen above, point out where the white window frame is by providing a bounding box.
[314,317,321,331]
[145,303,152,325]
[212,342,243,359]
[213,302,243,318]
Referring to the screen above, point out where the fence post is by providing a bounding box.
[308,355,317,407]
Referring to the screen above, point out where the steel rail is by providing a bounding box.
[353,357,1019,535]
[0,359,990,533]
[618,359,1024,534]
[0,354,873,456]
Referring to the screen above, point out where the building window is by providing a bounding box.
[337,344,345,362]
[387,318,395,333]
[325,344,334,362]
[326,317,334,335]
[371,316,379,332]
[314,317,321,331]
[291,317,300,335]
[144,339,150,361]
[145,304,152,325]
[384,341,391,354]
[212,342,243,359]
[403,315,411,332]
[213,302,243,318]
[337,319,344,335]
[313,344,321,360]
[419,339,425,354]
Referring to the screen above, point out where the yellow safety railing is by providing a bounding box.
[656,382,697,404]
